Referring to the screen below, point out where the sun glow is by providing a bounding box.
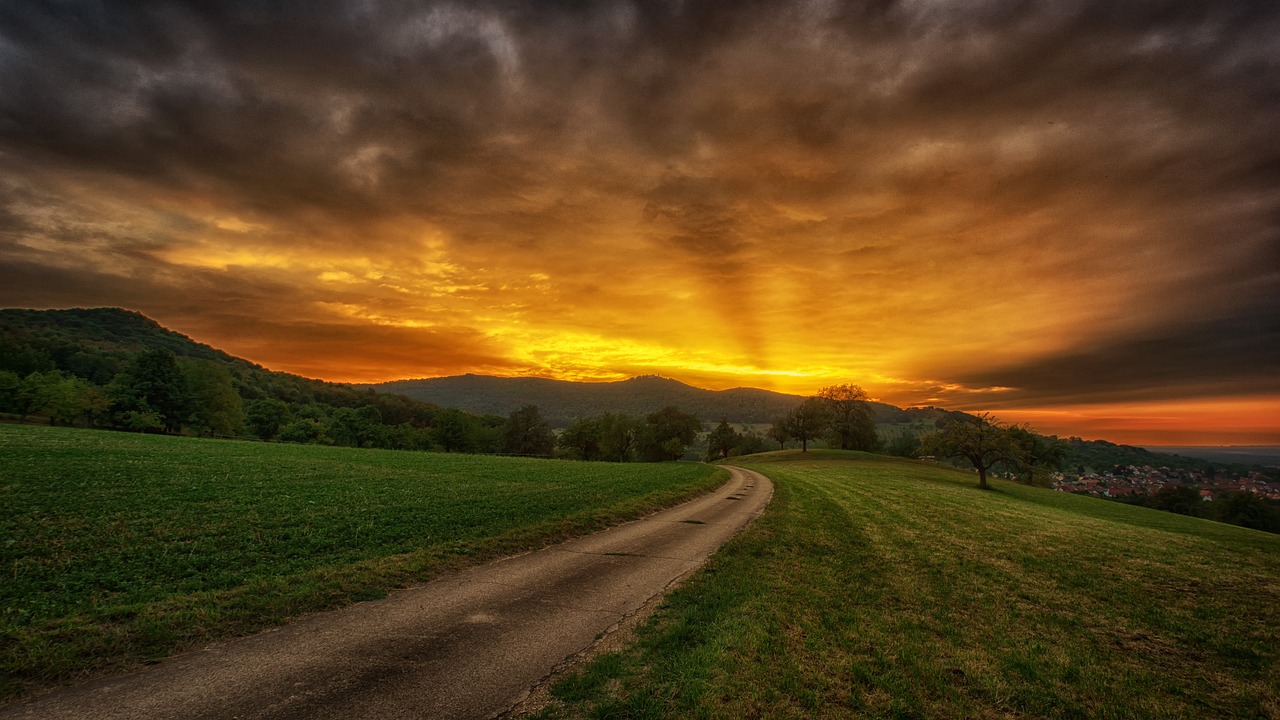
[485,328,839,386]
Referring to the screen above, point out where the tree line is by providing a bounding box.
[0,345,723,461]
[0,347,454,448]
[548,406,708,462]
[0,343,882,466]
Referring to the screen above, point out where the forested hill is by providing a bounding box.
[369,374,914,427]
[0,307,349,398]
[0,307,440,435]
[0,307,244,378]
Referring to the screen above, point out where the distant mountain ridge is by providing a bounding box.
[368,373,909,427]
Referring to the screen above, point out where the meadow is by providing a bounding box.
[540,451,1280,719]
[0,424,723,701]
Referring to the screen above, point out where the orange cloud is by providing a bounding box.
[992,396,1280,447]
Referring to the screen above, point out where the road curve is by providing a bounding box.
[2,465,772,720]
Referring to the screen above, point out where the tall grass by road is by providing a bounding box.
[0,424,723,701]
[541,451,1280,719]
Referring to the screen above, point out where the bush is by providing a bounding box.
[120,410,165,434]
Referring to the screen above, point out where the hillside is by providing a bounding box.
[542,451,1280,718]
[369,373,927,427]
[0,308,452,446]
[1,307,333,393]
[0,307,244,381]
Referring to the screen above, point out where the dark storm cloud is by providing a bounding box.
[0,1,521,229]
[953,289,1280,406]
[3,1,1277,227]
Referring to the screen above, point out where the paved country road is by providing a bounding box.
[2,466,772,720]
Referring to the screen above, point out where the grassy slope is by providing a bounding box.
[541,450,1280,720]
[0,424,723,701]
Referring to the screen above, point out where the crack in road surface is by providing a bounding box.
[1,466,772,720]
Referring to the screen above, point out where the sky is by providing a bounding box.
[0,1,1277,445]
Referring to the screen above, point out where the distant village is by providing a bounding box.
[1052,465,1280,502]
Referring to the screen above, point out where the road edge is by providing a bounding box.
[497,465,774,719]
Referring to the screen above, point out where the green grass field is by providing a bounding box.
[0,424,724,701]
[539,451,1280,719]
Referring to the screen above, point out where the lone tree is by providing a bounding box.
[816,384,878,451]
[766,416,791,450]
[919,412,1022,490]
[706,419,741,460]
[599,412,641,462]
[786,397,829,452]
